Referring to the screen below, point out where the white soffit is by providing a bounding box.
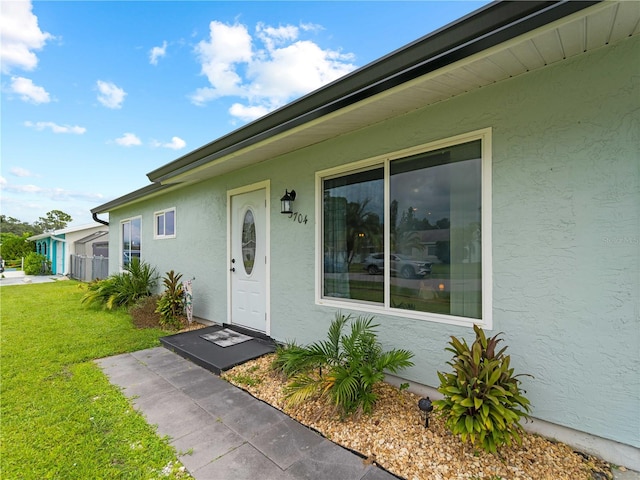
[167,1,640,185]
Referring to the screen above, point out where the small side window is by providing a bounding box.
[154,208,176,239]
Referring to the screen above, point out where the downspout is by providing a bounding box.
[93,212,109,226]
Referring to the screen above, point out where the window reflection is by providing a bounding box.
[122,218,141,267]
[390,141,482,318]
[323,168,384,303]
[321,139,483,320]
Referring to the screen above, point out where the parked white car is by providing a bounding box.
[362,253,431,278]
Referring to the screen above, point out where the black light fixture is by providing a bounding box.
[418,397,433,428]
[280,189,296,214]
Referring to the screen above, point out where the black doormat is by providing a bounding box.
[200,328,253,348]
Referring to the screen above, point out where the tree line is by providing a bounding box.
[0,211,72,262]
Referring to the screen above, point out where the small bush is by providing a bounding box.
[81,258,158,310]
[23,252,50,275]
[155,270,185,330]
[274,313,414,416]
[434,325,531,453]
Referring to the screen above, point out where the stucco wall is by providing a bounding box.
[107,35,639,448]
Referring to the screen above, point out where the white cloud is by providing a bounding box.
[10,167,34,177]
[164,136,186,150]
[96,80,126,109]
[151,136,186,150]
[24,121,86,134]
[3,181,104,202]
[191,20,357,122]
[114,133,142,147]
[10,76,50,104]
[6,183,42,194]
[0,176,7,186]
[149,41,167,65]
[229,103,270,123]
[193,22,252,101]
[247,40,355,103]
[256,23,299,51]
[189,87,218,107]
[0,0,53,74]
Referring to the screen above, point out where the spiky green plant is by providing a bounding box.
[275,313,414,416]
[434,325,531,453]
[81,258,158,310]
[155,270,185,329]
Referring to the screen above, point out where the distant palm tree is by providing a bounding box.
[345,199,382,264]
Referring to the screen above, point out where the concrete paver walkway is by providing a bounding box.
[97,347,398,480]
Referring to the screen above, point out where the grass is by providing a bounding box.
[0,281,193,479]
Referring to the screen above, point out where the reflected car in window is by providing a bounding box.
[362,253,431,278]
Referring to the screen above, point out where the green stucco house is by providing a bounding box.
[92,0,640,469]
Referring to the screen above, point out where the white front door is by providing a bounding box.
[55,240,64,274]
[230,188,268,333]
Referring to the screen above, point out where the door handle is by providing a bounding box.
[230,267,235,272]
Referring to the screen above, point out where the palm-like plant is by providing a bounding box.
[274,313,414,416]
[81,258,158,310]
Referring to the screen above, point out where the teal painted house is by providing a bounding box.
[92,1,640,469]
[28,223,108,276]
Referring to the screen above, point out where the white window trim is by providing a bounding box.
[120,215,142,270]
[154,207,176,239]
[315,128,492,329]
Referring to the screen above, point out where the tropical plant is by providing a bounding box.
[434,325,531,453]
[274,313,414,416]
[81,258,158,310]
[23,252,50,275]
[155,270,185,329]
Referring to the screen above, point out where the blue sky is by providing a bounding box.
[1,0,488,227]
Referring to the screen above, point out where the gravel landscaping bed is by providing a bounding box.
[223,354,612,480]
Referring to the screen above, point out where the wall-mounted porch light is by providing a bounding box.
[280,189,296,214]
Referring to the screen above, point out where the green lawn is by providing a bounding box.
[0,281,193,479]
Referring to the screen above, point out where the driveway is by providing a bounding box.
[0,269,60,286]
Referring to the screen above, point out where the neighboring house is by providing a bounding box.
[91,1,639,469]
[28,223,108,276]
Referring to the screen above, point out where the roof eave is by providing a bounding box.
[91,182,175,215]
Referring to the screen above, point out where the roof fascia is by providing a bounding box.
[148,0,598,184]
[91,182,175,215]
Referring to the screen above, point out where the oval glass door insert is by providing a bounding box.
[241,209,256,275]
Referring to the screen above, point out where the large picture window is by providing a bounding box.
[319,130,491,326]
[121,217,141,267]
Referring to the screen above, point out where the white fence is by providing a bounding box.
[70,254,109,282]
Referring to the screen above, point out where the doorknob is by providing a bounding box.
[230,267,235,272]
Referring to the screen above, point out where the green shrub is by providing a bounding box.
[0,233,35,262]
[434,325,531,453]
[81,258,158,310]
[155,270,185,330]
[23,252,50,275]
[274,313,414,416]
